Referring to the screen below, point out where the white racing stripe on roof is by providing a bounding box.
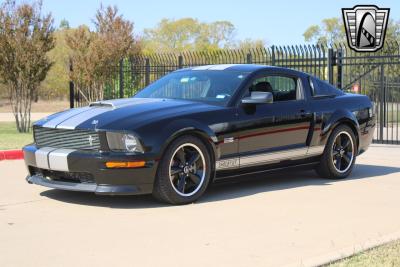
[208,64,239,70]
[191,64,239,70]
[192,65,215,70]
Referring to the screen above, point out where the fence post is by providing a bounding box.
[383,66,387,129]
[327,48,334,84]
[379,64,384,143]
[246,53,252,64]
[271,46,276,66]
[69,60,74,109]
[178,55,183,69]
[119,59,124,98]
[145,58,150,86]
[336,49,343,88]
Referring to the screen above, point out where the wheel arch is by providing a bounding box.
[325,110,360,150]
[158,126,218,181]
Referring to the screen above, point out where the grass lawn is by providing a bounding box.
[0,99,69,113]
[328,240,400,267]
[0,122,33,150]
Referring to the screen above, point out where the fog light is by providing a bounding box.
[105,161,146,168]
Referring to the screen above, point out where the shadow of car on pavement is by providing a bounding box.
[40,164,400,209]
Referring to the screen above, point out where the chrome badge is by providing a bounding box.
[92,119,99,130]
[88,135,95,146]
[342,5,390,52]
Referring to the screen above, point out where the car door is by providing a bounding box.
[236,72,312,169]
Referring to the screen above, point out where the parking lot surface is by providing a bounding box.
[1,144,400,267]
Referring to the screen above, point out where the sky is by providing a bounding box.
[39,0,400,45]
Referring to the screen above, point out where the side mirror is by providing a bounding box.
[241,91,273,104]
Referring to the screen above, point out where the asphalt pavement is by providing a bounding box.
[1,144,400,267]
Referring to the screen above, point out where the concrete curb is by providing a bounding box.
[0,149,23,161]
[283,231,400,267]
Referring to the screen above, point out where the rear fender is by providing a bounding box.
[321,109,360,148]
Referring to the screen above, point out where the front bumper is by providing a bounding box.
[23,145,158,195]
[26,175,143,195]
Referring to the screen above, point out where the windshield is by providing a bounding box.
[134,70,249,106]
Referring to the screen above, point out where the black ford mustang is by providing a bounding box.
[23,64,375,204]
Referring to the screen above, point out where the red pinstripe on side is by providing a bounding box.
[217,126,322,144]
[239,125,311,140]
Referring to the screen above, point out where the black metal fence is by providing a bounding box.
[70,42,400,144]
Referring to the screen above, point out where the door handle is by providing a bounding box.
[299,109,311,117]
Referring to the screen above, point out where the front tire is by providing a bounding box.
[152,135,212,204]
[316,125,357,179]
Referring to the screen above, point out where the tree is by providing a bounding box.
[143,18,200,52]
[0,0,55,132]
[232,38,266,50]
[303,17,400,46]
[66,5,139,103]
[195,21,236,51]
[383,19,400,44]
[59,18,70,29]
[40,28,73,100]
[143,18,236,52]
[303,18,345,44]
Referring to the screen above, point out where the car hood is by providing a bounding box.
[35,98,223,130]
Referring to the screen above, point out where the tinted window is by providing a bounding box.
[134,70,249,106]
[310,77,344,97]
[250,75,298,102]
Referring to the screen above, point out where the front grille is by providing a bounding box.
[34,127,101,150]
[30,167,95,184]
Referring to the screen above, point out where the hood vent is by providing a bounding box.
[89,101,115,109]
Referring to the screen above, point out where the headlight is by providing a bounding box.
[123,134,140,152]
[106,132,144,153]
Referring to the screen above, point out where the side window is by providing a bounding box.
[310,77,344,97]
[250,75,300,102]
[309,77,316,95]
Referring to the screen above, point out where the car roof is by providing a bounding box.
[174,64,307,76]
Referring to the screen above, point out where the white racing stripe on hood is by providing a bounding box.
[43,98,162,129]
[42,107,91,128]
[96,98,161,108]
[56,107,110,129]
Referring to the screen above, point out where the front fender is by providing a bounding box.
[139,118,218,160]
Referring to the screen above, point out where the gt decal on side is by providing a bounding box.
[216,146,325,170]
[216,158,239,170]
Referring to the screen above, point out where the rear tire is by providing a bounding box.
[152,135,212,205]
[315,125,357,179]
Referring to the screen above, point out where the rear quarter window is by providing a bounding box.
[309,77,344,97]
